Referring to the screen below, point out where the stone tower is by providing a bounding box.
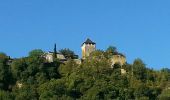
[81,38,96,59]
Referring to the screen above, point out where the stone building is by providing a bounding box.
[45,51,82,64]
[81,38,96,59]
[44,38,126,68]
[45,52,66,62]
[81,38,126,66]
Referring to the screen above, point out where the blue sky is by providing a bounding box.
[0,0,170,69]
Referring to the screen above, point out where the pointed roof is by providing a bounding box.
[82,38,96,46]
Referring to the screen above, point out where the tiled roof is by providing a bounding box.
[82,38,96,45]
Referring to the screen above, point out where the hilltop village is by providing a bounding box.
[10,38,127,88]
[0,38,169,100]
[45,38,126,67]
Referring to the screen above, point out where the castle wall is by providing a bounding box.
[110,55,126,66]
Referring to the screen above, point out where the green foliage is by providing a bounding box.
[0,90,14,100]
[106,46,117,54]
[59,59,79,77]
[0,49,169,99]
[53,44,57,59]
[59,48,77,59]
[158,82,170,99]
[28,49,44,57]
[11,58,27,81]
[38,79,66,100]
[133,58,147,81]
[83,50,111,73]
[13,84,38,100]
[160,68,170,81]
[0,53,13,90]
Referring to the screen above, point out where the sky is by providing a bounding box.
[0,0,170,69]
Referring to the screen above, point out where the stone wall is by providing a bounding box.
[110,55,126,66]
[81,44,96,59]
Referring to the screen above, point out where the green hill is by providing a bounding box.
[0,49,169,100]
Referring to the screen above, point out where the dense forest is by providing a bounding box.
[0,47,169,100]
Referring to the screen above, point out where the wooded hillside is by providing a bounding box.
[0,48,169,100]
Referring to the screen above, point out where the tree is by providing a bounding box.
[38,79,66,100]
[105,46,118,58]
[43,62,61,80]
[158,82,170,99]
[0,50,168,99]
[53,44,57,59]
[11,49,46,84]
[83,50,111,76]
[0,90,14,100]
[11,58,27,81]
[0,53,13,90]
[160,68,170,81]
[106,46,117,54]
[28,49,44,58]
[59,59,79,77]
[14,84,38,100]
[132,59,147,81]
[111,63,122,80]
[59,48,77,59]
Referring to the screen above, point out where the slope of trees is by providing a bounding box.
[0,48,169,100]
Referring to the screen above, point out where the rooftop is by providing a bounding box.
[82,38,96,45]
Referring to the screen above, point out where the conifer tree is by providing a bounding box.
[53,43,57,59]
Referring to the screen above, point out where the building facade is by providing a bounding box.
[45,52,66,62]
[81,38,96,59]
[44,38,126,68]
[81,38,126,66]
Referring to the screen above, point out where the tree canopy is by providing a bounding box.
[59,48,78,59]
[0,48,169,100]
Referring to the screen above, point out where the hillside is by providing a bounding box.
[0,48,169,100]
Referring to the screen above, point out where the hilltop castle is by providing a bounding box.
[45,38,126,67]
[81,38,96,59]
[81,38,126,66]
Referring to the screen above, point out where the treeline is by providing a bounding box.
[0,47,169,100]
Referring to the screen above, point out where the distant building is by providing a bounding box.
[45,51,81,64]
[45,52,66,62]
[45,38,126,68]
[81,38,126,66]
[81,38,96,59]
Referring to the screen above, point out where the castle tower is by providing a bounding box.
[81,38,96,59]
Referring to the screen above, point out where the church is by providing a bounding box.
[45,38,126,67]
